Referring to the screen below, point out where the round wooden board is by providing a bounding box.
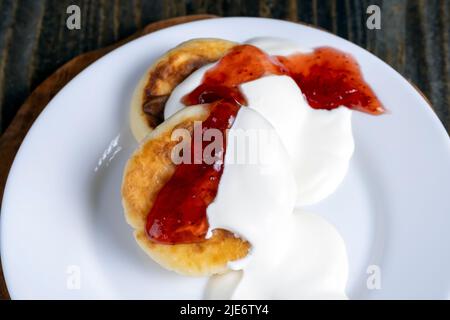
[0,14,216,300]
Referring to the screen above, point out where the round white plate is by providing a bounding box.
[2,17,450,299]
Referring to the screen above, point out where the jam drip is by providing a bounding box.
[277,47,384,114]
[182,45,286,106]
[146,44,384,244]
[146,102,239,244]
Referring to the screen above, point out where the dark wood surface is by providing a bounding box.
[0,0,449,135]
[0,0,449,300]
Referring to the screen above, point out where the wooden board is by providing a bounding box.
[0,14,216,300]
[1,0,449,135]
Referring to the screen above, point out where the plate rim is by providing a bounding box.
[1,16,450,299]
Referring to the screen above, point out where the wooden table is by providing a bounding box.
[0,0,449,300]
[0,0,449,134]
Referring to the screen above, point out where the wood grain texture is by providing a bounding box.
[0,0,449,300]
[0,0,448,134]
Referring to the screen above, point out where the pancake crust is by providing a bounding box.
[122,105,250,276]
[130,38,236,142]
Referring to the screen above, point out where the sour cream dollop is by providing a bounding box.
[205,107,348,299]
[164,37,353,299]
[165,38,354,205]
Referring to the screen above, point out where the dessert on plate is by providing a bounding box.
[122,37,384,299]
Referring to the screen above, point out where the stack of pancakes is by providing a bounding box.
[122,39,251,276]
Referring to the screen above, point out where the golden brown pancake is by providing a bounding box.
[122,105,250,276]
[130,38,236,142]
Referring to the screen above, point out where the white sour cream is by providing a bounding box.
[164,38,353,299]
[245,37,313,55]
[240,75,354,205]
[164,39,354,205]
[206,108,348,299]
[205,212,348,300]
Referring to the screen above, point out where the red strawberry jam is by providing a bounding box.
[146,44,384,244]
[145,101,239,244]
[277,47,384,114]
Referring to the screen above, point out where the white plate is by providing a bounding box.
[1,17,450,299]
